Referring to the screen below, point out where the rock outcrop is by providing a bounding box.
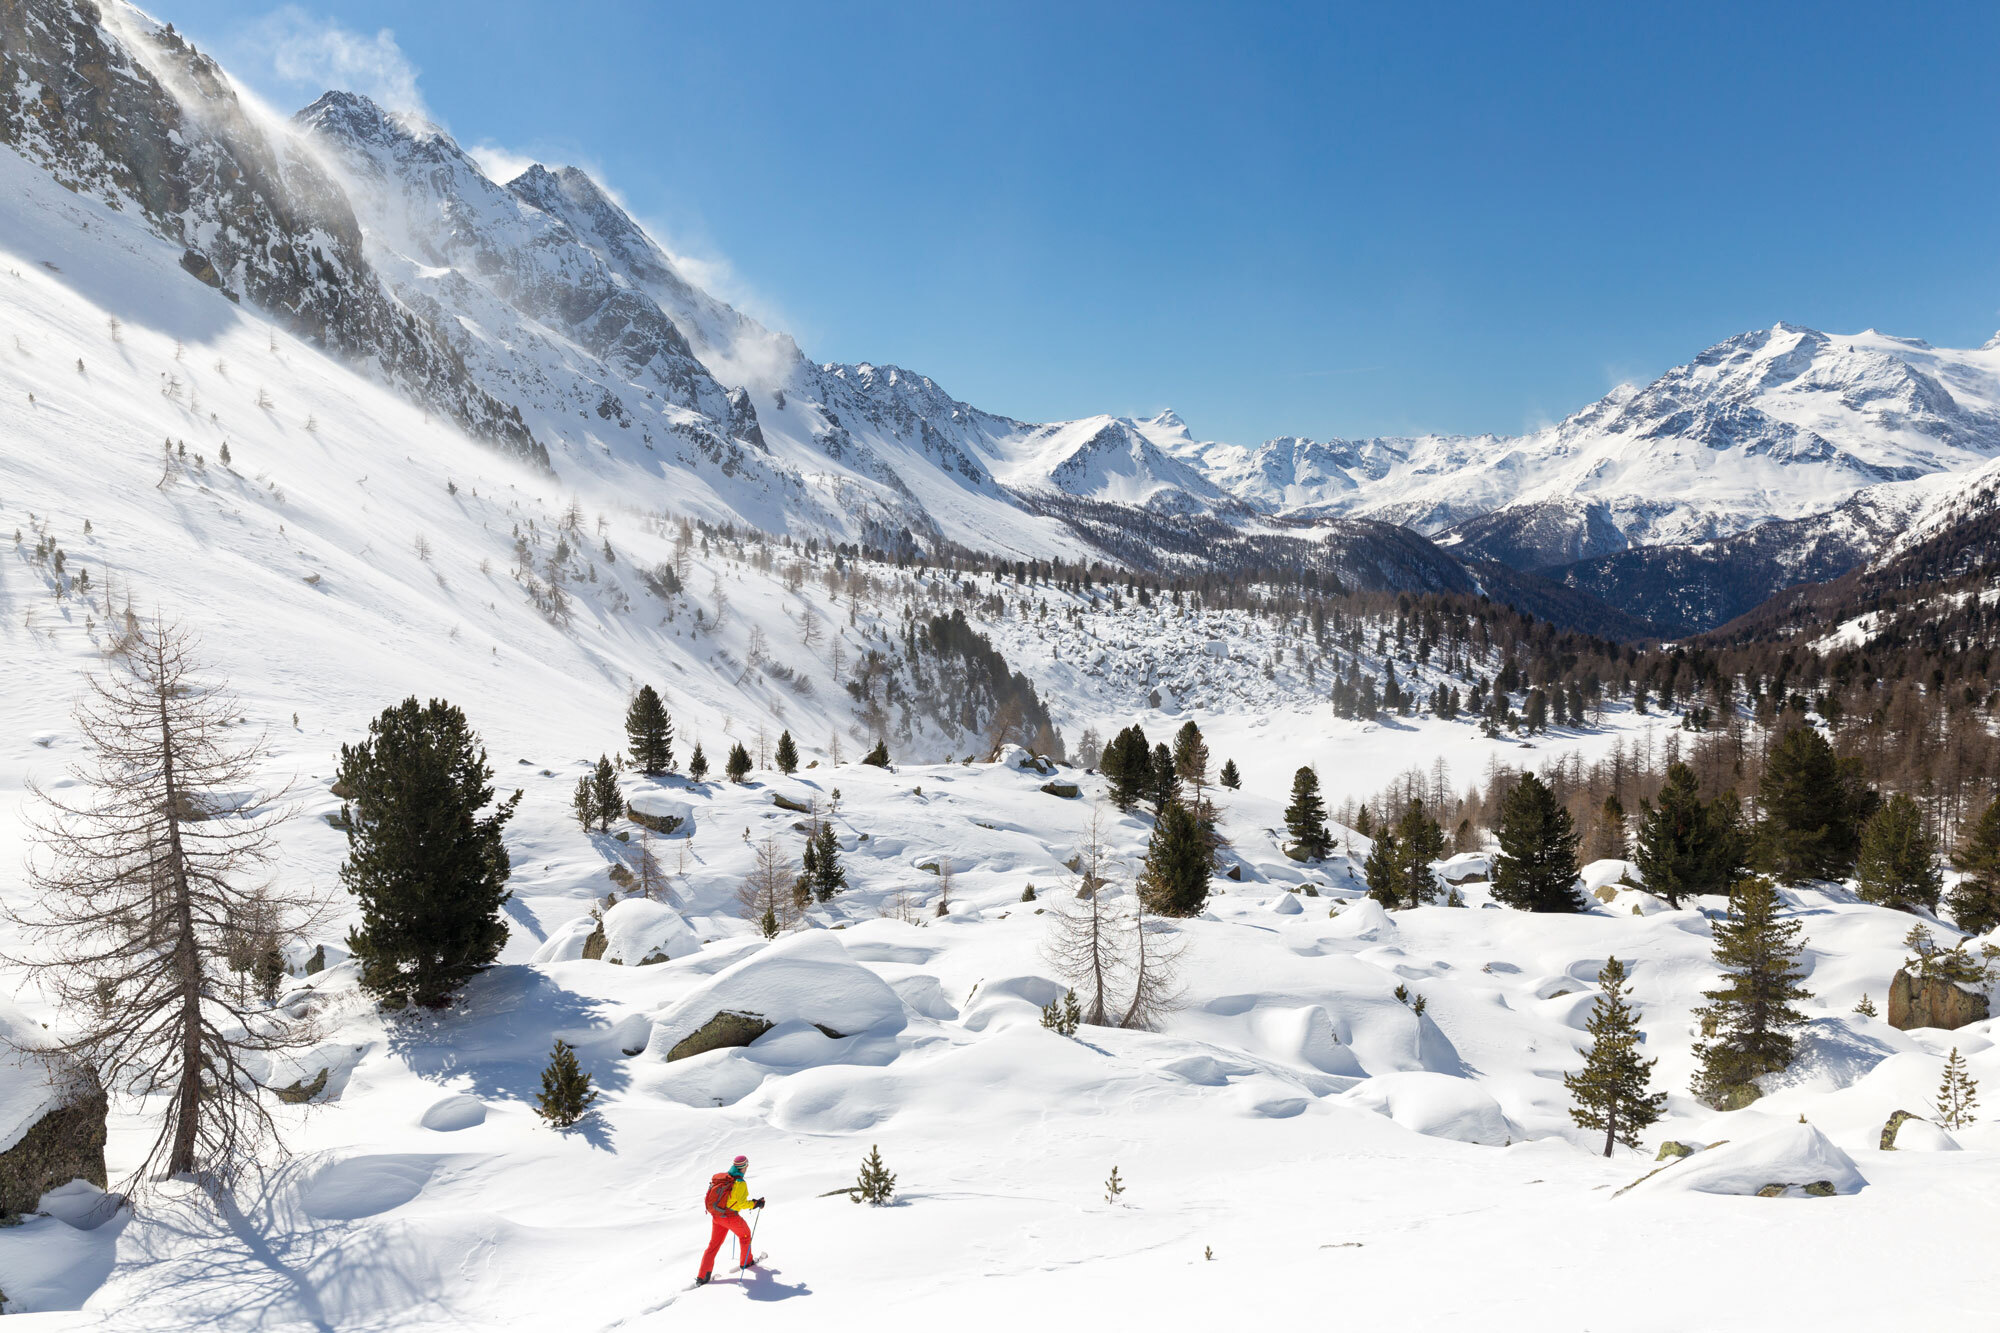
[1886,969,1990,1031]
[0,1062,108,1218]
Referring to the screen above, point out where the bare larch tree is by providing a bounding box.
[6,618,323,1190]
[1043,806,1124,1025]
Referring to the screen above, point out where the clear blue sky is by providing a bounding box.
[170,1,2000,443]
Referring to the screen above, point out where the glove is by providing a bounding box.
[754,1198,766,1209]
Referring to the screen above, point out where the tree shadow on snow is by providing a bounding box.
[110,1167,447,1333]
[382,965,632,1108]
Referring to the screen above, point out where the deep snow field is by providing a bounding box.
[1,142,1998,1331]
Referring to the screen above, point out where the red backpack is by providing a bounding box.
[704,1172,736,1216]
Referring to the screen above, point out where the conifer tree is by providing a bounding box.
[1284,766,1332,861]
[1366,799,1446,909]
[1139,799,1210,917]
[1040,988,1083,1036]
[1633,762,1743,908]
[687,740,710,783]
[1949,795,2000,935]
[1219,759,1241,791]
[1102,725,1150,811]
[589,754,619,833]
[1563,956,1666,1156]
[1935,1046,1979,1130]
[1491,772,1583,912]
[853,1144,896,1205]
[340,698,521,1010]
[571,775,596,831]
[1172,721,1210,799]
[1855,792,1942,913]
[534,1039,598,1128]
[862,739,892,768]
[805,818,847,901]
[1149,742,1178,815]
[775,730,799,775]
[623,685,674,776]
[725,741,753,783]
[1692,876,1813,1108]
[1756,724,1877,883]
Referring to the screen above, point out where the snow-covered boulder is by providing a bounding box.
[644,933,905,1061]
[1325,898,1395,941]
[419,1094,488,1132]
[1269,892,1304,916]
[1640,1122,1866,1197]
[594,898,700,966]
[0,998,107,1215]
[1439,853,1489,884]
[1343,1071,1512,1145]
[625,790,692,835]
[1252,1005,1365,1077]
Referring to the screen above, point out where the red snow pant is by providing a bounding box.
[698,1210,753,1279]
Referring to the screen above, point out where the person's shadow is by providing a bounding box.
[730,1263,811,1302]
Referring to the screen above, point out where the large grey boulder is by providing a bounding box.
[1887,969,1990,1031]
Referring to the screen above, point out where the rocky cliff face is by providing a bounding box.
[0,0,544,466]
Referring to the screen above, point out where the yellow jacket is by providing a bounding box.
[723,1178,753,1212]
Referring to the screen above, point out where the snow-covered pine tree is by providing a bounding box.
[1284,766,1332,861]
[623,685,674,776]
[1563,956,1665,1155]
[535,1039,598,1128]
[1692,876,1812,1108]
[1491,772,1583,912]
[775,730,799,775]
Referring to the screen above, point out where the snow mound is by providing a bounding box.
[1269,892,1304,916]
[529,914,601,964]
[643,932,906,1058]
[1641,1123,1866,1197]
[1342,1071,1512,1145]
[0,997,65,1153]
[597,898,700,966]
[418,1094,487,1132]
[1251,1005,1364,1077]
[1325,899,1395,940]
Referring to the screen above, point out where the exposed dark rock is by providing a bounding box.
[273,1068,328,1104]
[0,1064,107,1218]
[1040,781,1080,799]
[667,1010,774,1062]
[1656,1140,1697,1161]
[771,793,812,814]
[1880,1110,1923,1150]
[625,803,684,835]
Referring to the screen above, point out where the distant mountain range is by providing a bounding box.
[8,0,2000,635]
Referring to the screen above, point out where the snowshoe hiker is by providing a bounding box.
[695,1155,765,1284]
